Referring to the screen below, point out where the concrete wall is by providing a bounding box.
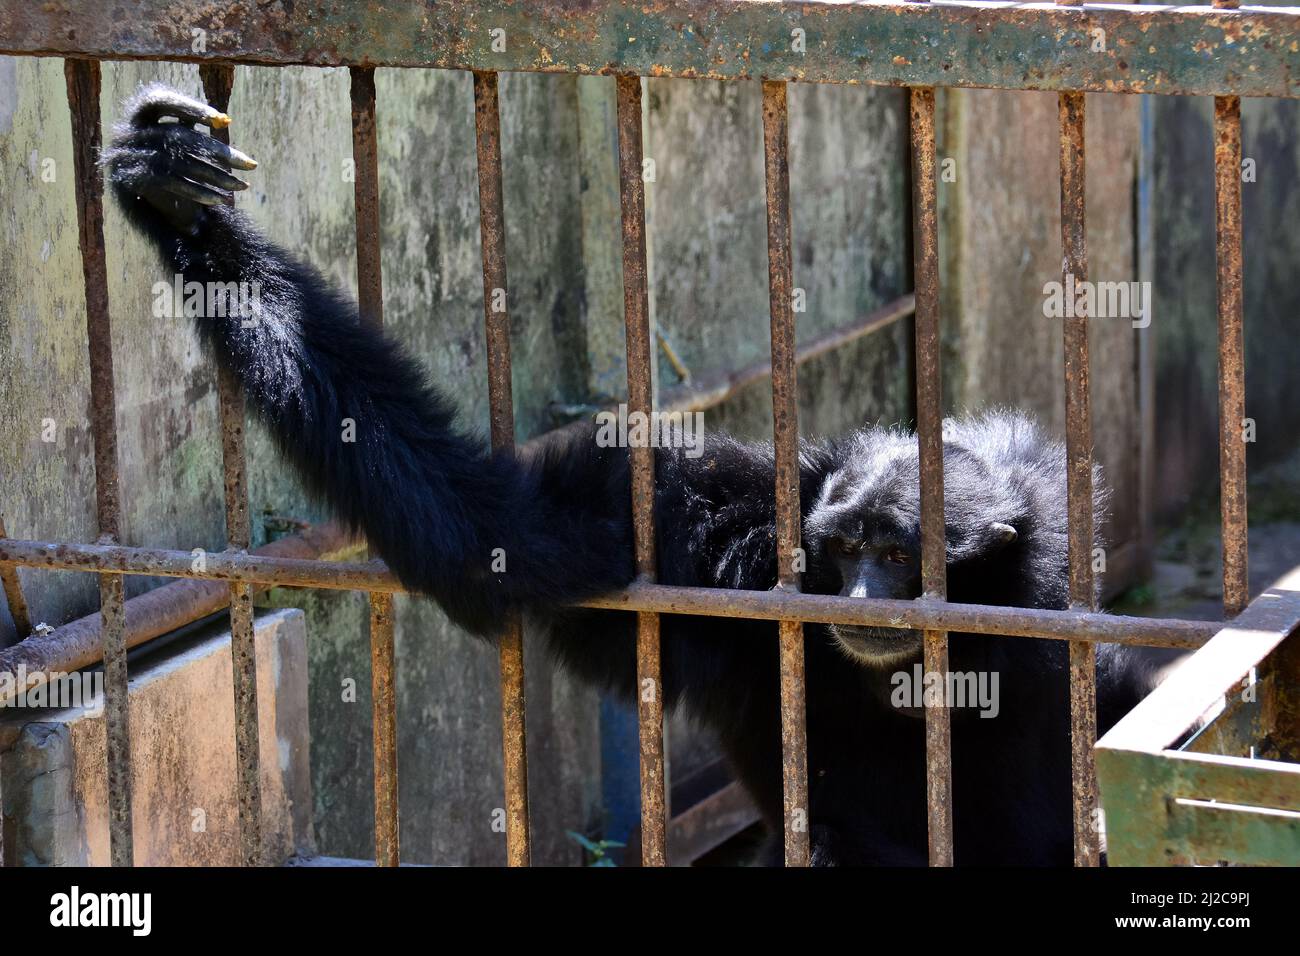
[1,609,311,866]
[1150,91,1300,524]
[937,88,1146,581]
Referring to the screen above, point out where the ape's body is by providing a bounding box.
[104,86,1151,865]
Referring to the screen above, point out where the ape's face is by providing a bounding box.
[803,435,1023,669]
[804,451,927,668]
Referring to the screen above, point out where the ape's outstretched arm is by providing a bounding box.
[104,85,634,636]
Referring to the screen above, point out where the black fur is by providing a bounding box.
[104,86,1153,865]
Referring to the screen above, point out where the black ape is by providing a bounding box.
[104,85,1152,865]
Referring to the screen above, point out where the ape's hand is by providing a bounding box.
[103,84,258,233]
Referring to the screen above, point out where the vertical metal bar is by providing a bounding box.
[472,69,531,868]
[760,80,810,869]
[368,591,399,866]
[0,515,33,637]
[1213,0,1249,619]
[1057,74,1100,865]
[908,85,954,867]
[615,74,667,867]
[65,58,133,868]
[348,66,402,867]
[200,65,263,868]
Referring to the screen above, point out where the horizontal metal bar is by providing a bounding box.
[0,538,1219,647]
[659,293,915,414]
[2,1,1297,98]
[0,524,360,706]
[668,780,762,866]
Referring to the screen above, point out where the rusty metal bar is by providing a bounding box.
[1057,72,1101,867]
[615,73,667,867]
[660,293,914,414]
[472,69,532,868]
[908,83,954,867]
[348,64,401,869]
[3,2,1298,99]
[367,592,398,866]
[0,536,1222,646]
[0,514,33,638]
[199,65,263,869]
[64,58,133,869]
[1213,0,1249,619]
[0,524,360,707]
[760,80,810,869]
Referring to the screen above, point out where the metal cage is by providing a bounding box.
[1,0,1297,867]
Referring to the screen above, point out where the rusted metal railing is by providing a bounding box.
[615,74,668,866]
[760,80,811,868]
[347,64,402,869]
[1213,0,1250,622]
[0,0,1292,867]
[64,58,134,869]
[198,63,265,870]
[472,69,533,867]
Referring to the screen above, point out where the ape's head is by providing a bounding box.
[802,414,1069,668]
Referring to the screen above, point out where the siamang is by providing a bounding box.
[103,85,1153,865]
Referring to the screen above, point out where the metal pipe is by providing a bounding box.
[0,538,1221,644]
[0,514,33,638]
[761,80,810,868]
[659,294,915,414]
[348,65,402,868]
[0,542,1212,644]
[1056,64,1101,866]
[472,69,531,868]
[1213,0,1249,620]
[368,591,399,866]
[2,3,1296,99]
[907,82,954,868]
[616,73,667,867]
[64,58,133,869]
[0,525,361,706]
[200,64,263,869]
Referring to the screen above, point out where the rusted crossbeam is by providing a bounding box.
[3,2,1298,98]
[0,537,1220,648]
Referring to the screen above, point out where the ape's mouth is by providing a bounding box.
[829,624,924,667]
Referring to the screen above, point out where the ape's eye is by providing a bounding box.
[835,538,859,557]
[884,548,911,565]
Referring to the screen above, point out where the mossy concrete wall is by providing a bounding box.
[937,88,1146,582]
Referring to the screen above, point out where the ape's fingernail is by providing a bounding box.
[211,112,232,129]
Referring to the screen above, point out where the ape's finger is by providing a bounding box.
[141,172,230,207]
[128,85,230,132]
[174,155,249,193]
[162,124,259,171]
